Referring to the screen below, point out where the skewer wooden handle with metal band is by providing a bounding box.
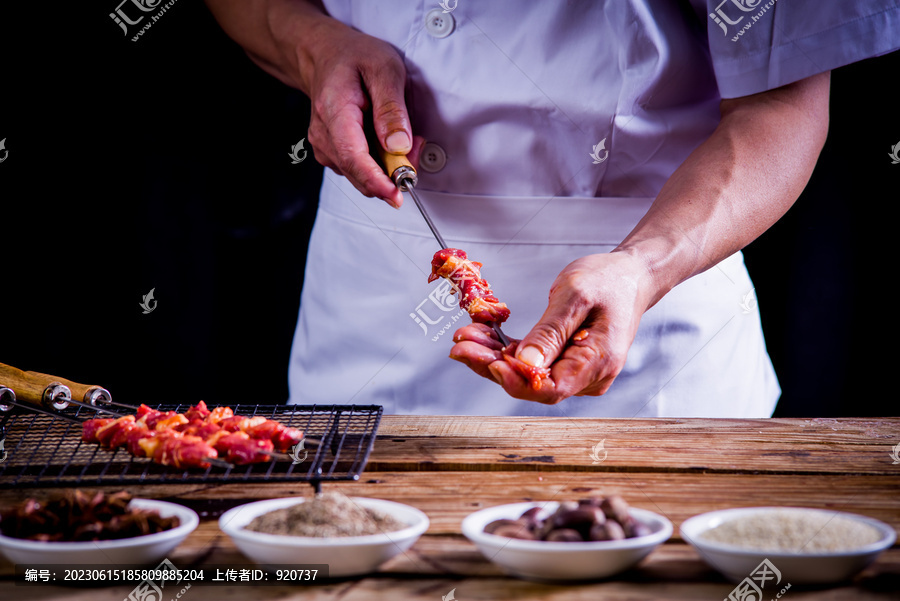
[379,148,417,190]
[25,370,111,405]
[0,362,110,406]
[0,362,71,411]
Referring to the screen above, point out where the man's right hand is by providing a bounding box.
[205,0,422,207]
[303,17,424,208]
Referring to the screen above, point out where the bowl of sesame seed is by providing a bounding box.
[680,507,895,585]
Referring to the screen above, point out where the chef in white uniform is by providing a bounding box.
[205,1,899,417]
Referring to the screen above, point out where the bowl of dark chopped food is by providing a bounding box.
[0,490,198,566]
[681,506,896,585]
[461,495,672,581]
[218,491,429,577]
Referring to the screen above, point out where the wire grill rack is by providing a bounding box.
[0,403,382,489]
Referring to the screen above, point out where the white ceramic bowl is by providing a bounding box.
[680,507,896,585]
[0,498,199,566]
[461,501,673,581]
[218,497,430,578]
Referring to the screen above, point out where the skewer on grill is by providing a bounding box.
[0,401,235,470]
[1,363,307,466]
[85,402,293,465]
[82,414,236,470]
[0,384,294,466]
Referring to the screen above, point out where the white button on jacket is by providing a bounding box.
[424,8,455,39]
[418,142,446,173]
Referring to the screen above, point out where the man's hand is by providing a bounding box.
[204,0,423,207]
[450,252,652,403]
[303,21,424,208]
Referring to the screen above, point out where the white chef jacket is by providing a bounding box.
[287,1,900,416]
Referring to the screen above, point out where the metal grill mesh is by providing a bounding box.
[0,403,382,488]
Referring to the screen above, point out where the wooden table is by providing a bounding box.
[2,416,898,600]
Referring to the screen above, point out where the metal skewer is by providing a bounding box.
[489,323,512,347]
[395,168,448,250]
[49,386,123,415]
[382,153,512,348]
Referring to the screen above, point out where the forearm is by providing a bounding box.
[614,72,831,309]
[203,0,336,93]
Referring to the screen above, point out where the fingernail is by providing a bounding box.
[517,345,545,368]
[488,365,503,385]
[385,130,411,153]
[448,353,467,366]
[380,196,402,209]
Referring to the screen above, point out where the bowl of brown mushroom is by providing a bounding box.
[461,495,672,581]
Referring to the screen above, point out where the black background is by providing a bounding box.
[1,2,896,416]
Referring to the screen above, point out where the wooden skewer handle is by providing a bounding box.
[378,148,417,188]
[0,362,71,410]
[25,370,110,404]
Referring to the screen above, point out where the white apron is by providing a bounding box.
[287,1,780,417]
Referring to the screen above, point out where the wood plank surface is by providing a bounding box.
[1,416,898,601]
[367,416,900,474]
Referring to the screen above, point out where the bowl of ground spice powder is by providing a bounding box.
[681,507,895,585]
[218,492,429,578]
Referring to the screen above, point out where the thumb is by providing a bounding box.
[516,288,590,368]
[365,66,412,155]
